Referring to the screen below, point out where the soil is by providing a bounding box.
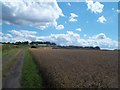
[3,49,25,88]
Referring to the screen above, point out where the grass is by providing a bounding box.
[2,44,14,52]
[2,48,19,57]
[21,48,42,88]
[2,48,21,88]
[2,48,21,78]
[2,44,19,57]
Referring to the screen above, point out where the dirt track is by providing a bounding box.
[3,49,24,88]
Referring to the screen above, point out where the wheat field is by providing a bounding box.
[30,48,118,88]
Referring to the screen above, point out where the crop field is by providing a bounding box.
[2,45,119,88]
[30,48,118,88]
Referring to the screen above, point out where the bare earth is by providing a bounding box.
[3,49,24,88]
[30,48,118,88]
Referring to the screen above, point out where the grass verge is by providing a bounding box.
[21,48,42,88]
[2,49,21,78]
[2,48,19,57]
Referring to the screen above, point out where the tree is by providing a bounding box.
[95,46,100,50]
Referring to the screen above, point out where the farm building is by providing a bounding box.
[30,41,57,47]
[38,44,48,47]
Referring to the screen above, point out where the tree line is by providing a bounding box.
[1,41,56,45]
[1,41,100,50]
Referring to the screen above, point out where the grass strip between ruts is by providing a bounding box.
[21,48,42,88]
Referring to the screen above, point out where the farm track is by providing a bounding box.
[0,50,1,89]
[2,49,20,65]
[30,48,118,88]
[2,49,21,80]
[3,49,25,88]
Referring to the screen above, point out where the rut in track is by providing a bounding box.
[3,49,25,88]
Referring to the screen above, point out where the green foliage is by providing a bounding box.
[21,49,42,88]
[2,44,15,51]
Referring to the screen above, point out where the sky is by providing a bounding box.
[0,0,119,49]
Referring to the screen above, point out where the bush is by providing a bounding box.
[95,46,100,50]
[31,46,37,48]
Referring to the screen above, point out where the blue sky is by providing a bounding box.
[58,2,118,39]
[0,0,119,49]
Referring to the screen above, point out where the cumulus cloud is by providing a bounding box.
[86,0,104,14]
[56,24,64,30]
[34,32,119,49]
[69,13,78,22]
[1,0,64,30]
[6,34,13,38]
[37,31,82,46]
[89,33,107,39]
[117,9,120,13]
[97,16,107,23]
[84,34,87,37]
[76,28,82,32]
[67,3,71,6]
[0,32,3,36]
[112,8,115,11]
[2,30,118,49]
[88,33,118,49]
[2,30,37,42]
[0,32,3,42]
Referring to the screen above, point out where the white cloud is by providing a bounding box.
[89,33,106,40]
[69,13,78,22]
[6,34,13,38]
[76,28,82,32]
[112,8,115,11]
[7,30,37,42]
[86,0,104,14]
[56,24,64,30]
[39,32,118,49]
[67,3,71,6]
[0,32,3,36]
[38,31,82,46]
[97,16,107,23]
[84,34,87,37]
[0,32,3,42]
[1,0,64,30]
[117,9,120,13]
[88,33,118,49]
[2,30,118,49]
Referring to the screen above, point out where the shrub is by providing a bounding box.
[31,46,37,48]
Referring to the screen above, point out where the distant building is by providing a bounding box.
[38,44,48,47]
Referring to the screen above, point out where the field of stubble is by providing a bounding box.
[29,48,118,88]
